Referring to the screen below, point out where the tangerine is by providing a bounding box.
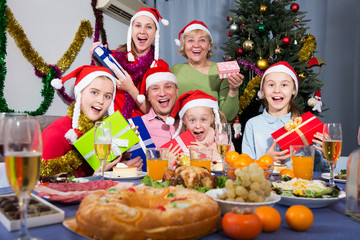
[233,153,253,166]
[258,155,274,166]
[255,206,281,232]
[285,205,313,231]
[224,151,240,164]
[279,168,295,179]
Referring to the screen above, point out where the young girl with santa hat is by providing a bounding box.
[241,61,328,171]
[41,65,142,178]
[166,90,235,171]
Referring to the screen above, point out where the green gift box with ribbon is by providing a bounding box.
[73,111,139,170]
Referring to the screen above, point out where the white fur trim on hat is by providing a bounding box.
[65,129,78,144]
[178,99,218,119]
[183,23,212,40]
[51,78,63,90]
[146,72,177,90]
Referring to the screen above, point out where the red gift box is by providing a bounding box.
[216,61,240,79]
[271,112,324,151]
[161,130,195,154]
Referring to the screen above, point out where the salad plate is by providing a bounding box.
[277,191,346,208]
[321,173,346,184]
[95,171,147,180]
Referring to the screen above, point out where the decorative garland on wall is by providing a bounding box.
[91,0,107,45]
[0,7,93,115]
[0,2,8,112]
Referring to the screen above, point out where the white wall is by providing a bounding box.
[5,0,128,116]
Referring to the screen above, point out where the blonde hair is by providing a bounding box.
[177,29,216,59]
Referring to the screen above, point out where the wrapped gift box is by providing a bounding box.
[93,44,126,79]
[74,111,139,170]
[271,111,324,151]
[216,61,240,79]
[161,130,195,154]
[127,116,156,172]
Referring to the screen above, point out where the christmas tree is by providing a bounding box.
[222,0,325,151]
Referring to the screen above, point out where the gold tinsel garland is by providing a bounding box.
[298,34,317,62]
[40,103,106,176]
[6,7,93,75]
[238,75,262,115]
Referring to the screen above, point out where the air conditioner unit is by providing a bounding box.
[96,0,148,25]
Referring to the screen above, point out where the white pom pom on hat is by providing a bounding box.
[257,61,299,99]
[127,7,169,66]
[174,20,213,47]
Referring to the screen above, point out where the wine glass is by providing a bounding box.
[215,123,232,175]
[94,121,112,179]
[323,123,342,186]
[357,125,360,145]
[4,118,42,240]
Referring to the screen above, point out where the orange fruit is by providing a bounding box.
[233,153,253,166]
[224,151,240,164]
[279,168,295,179]
[285,205,313,231]
[255,206,281,232]
[258,155,274,166]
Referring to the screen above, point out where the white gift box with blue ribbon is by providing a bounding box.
[93,44,126,79]
[127,116,156,172]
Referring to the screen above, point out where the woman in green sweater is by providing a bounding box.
[170,20,244,121]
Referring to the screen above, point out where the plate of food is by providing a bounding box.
[321,170,346,184]
[272,164,287,176]
[272,178,345,208]
[97,171,147,180]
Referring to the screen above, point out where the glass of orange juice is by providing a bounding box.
[189,148,212,172]
[146,148,169,181]
[290,145,315,180]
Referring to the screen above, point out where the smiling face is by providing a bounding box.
[80,76,114,122]
[131,15,156,57]
[147,81,178,120]
[183,106,214,141]
[261,72,297,116]
[183,30,211,64]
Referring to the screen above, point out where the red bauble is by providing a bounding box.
[227,31,233,37]
[236,48,245,56]
[282,36,291,45]
[290,3,299,12]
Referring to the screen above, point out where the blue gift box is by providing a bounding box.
[93,44,126,79]
[127,116,156,172]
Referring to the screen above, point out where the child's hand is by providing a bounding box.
[265,140,289,164]
[190,141,207,149]
[93,155,122,174]
[168,143,182,169]
[113,67,135,92]
[90,42,104,66]
[312,132,325,156]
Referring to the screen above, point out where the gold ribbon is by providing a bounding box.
[284,117,303,131]
[276,116,316,145]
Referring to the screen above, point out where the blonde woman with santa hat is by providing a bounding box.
[91,7,169,119]
[170,20,244,122]
[41,65,142,178]
[241,61,328,171]
[166,90,235,171]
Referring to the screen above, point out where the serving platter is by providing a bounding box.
[95,171,147,180]
[277,191,346,208]
[321,173,346,184]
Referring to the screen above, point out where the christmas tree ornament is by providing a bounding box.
[229,23,239,33]
[282,35,291,45]
[257,24,266,32]
[291,3,300,12]
[243,39,255,51]
[294,17,301,26]
[256,57,269,70]
[233,115,242,139]
[298,72,306,80]
[236,47,245,56]
[312,90,322,112]
[227,31,233,37]
[240,23,247,32]
[226,16,233,22]
[260,4,268,14]
[222,55,229,61]
[275,46,282,55]
[268,56,274,63]
[307,96,316,107]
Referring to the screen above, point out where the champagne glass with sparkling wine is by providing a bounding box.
[94,121,112,179]
[323,123,342,186]
[215,123,232,174]
[4,118,42,240]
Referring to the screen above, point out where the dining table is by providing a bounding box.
[0,170,359,240]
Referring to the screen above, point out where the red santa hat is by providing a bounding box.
[137,59,177,103]
[174,20,213,46]
[127,7,169,67]
[166,90,221,138]
[51,65,116,144]
[258,61,299,99]
[314,89,321,100]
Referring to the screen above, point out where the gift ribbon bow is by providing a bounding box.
[95,45,125,76]
[276,116,316,146]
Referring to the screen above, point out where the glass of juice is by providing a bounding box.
[146,148,169,181]
[290,145,315,180]
[189,148,212,172]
